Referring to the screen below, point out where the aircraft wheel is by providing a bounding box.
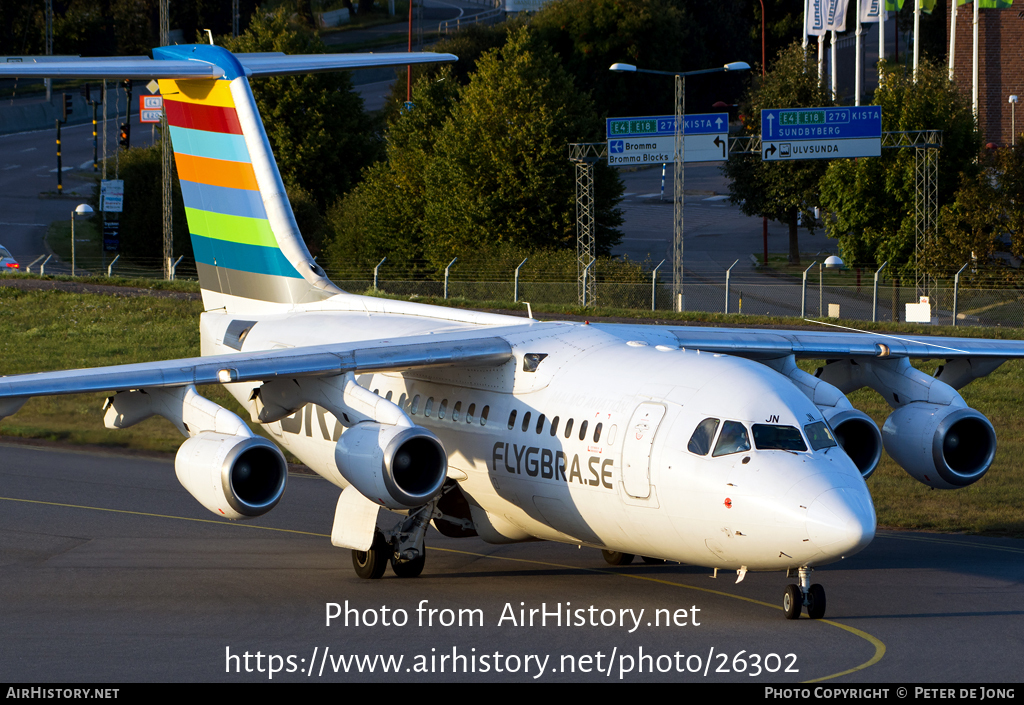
[806,583,826,619]
[352,531,389,580]
[602,550,635,566]
[783,584,802,619]
[641,556,666,565]
[391,546,426,578]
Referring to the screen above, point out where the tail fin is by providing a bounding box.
[155,45,337,312]
[0,46,456,313]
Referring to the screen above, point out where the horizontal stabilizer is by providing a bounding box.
[0,52,457,80]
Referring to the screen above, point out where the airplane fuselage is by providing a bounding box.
[203,305,875,574]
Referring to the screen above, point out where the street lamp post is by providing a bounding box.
[610,61,749,312]
[71,203,94,277]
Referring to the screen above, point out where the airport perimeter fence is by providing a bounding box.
[17,255,1024,330]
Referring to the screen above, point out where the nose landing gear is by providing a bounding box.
[783,567,826,620]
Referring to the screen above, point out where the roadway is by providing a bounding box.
[2,441,1022,683]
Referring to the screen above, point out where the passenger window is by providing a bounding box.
[550,416,560,436]
[507,409,517,430]
[536,414,545,434]
[712,421,751,457]
[410,395,420,415]
[386,390,393,401]
[373,389,380,396]
[607,424,617,445]
[564,418,574,439]
[593,423,603,443]
[453,401,462,422]
[438,399,448,420]
[688,418,721,456]
[398,393,407,409]
[753,424,807,452]
[467,403,475,424]
[481,406,489,426]
[521,411,532,432]
[578,420,588,441]
[424,397,433,417]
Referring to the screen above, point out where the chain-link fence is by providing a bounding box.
[19,254,1024,329]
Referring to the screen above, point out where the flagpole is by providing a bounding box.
[819,33,825,86]
[831,29,837,99]
[855,0,863,105]
[913,0,921,82]
[879,1,886,79]
[803,0,809,48]
[949,0,958,81]
[973,0,979,119]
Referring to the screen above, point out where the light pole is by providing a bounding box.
[610,61,750,312]
[71,204,94,277]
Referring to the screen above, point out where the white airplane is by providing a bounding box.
[0,47,1013,620]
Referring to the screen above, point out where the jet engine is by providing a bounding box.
[175,432,288,520]
[335,423,447,510]
[882,403,996,489]
[822,408,883,479]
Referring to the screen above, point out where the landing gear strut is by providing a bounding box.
[350,497,440,579]
[783,567,826,620]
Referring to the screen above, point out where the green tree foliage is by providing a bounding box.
[724,42,832,263]
[818,60,980,276]
[931,144,1024,281]
[106,142,190,263]
[531,0,751,117]
[327,28,623,273]
[221,6,381,207]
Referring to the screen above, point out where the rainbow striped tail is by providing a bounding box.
[155,45,339,312]
[0,46,455,312]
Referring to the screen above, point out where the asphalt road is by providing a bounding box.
[2,442,1022,684]
[0,110,157,268]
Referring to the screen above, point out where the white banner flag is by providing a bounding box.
[859,0,882,22]
[807,0,850,35]
[825,0,850,31]
[806,0,827,36]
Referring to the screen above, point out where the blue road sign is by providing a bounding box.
[760,106,881,141]
[607,113,729,138]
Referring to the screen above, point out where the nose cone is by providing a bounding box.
[806,487,876,559]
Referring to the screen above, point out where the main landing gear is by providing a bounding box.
[351,498,438,580]
[783,566,826,620]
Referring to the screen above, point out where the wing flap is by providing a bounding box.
[669,327,1024,360]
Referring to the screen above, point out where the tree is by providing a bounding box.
[818,60,980,276]
[221,6,381,208]
[724,42,833,263]
[326,27,624,273]
[530,0,751,118]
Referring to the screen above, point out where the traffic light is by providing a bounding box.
[79,83,91,103]
[119,123,129,148]
[62,93,73,121]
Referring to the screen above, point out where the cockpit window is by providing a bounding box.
[752,424,808,452]
[687,417,720,456]
[712,421,751,457]
[804,421,838,451]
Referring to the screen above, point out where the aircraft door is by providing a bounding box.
[622,403,666,499]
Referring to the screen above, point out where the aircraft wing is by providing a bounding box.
[0,333,512,409]
[665,325,1023,360]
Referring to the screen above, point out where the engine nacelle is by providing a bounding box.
[175,433,288,520]
[882,403,996,489]
[822,408,883,479]
[335,423,447,510]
